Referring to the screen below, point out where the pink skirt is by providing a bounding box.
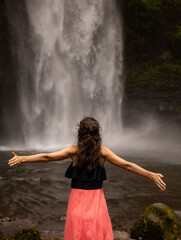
[64,188,113,240]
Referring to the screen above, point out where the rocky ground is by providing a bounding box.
[0,205,181,240]
[0,214,134,240]
[0,203,181,240]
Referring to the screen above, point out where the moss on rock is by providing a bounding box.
[12,227,42,240]
[130,203,180,240]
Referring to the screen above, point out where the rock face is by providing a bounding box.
[130,203,180,240]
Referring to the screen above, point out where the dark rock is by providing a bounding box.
[12,226,41,240]
[130,203,179,240]
[0,219,35,237]
[0,217,11,223]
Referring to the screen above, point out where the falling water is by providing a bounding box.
[5,0,123,149]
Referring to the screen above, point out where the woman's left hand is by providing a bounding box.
[150,173,166,191]
[8,152,22,167]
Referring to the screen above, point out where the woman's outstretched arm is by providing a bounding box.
[8,145,77,167]
[102,146,166,192]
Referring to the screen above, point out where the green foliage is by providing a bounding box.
[125,62,181,112]
[130,204,179,240]
[135,63,181,88]
[124,0,181,116]
[124,0,181,62]
[141,0,162,11]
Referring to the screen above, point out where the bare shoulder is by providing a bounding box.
[101,146,129,168]
[101,146,112,158]
[67,145,78,156]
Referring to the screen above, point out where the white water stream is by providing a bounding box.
[6,0,123,149]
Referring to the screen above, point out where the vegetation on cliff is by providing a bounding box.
[123,0,181,117]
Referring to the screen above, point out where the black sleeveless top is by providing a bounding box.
[65,162,107,190]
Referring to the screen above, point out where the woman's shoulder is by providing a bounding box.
[68,145,78,155]
[99,146,111,165]
[67,145,78,164]
[101,146,110,158]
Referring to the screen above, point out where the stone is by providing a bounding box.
[40,229,64,240]
[12,226,41,240]
[113,230,132,240]
[130,203,180,240]
[0,217,11,222]
[42,237,64,240]
[0,219,35,237]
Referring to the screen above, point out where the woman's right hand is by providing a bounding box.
[8,152,22,168]
[149,172,166,191]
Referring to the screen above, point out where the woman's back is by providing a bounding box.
[64,144,113,240]
[65,146,107,190]
[70,145,106,167]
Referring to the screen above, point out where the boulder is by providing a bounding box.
[11,226,41,240]
[130,203,180,240]
[0,219,35,237]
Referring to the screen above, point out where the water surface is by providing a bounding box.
[1,150,181,236]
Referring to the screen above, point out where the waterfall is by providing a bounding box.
[6,0,123,149]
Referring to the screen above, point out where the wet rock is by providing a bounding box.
[40,229,64,240]
[113,230,132,240]
[0,219,35,237]
[130,203,180,240]
[0,217,11,223]
[42,237,64,240]
[12,226,41,240]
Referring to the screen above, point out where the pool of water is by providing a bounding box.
[1,149,181,235]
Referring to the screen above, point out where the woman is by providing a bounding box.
[8,117,166,240]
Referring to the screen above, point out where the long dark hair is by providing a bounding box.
[77,117,102,170]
